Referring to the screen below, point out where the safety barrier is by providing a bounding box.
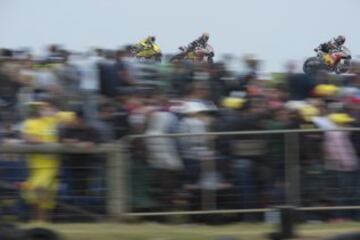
[0,128,360,222]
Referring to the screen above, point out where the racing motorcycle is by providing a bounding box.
[170,44,214,63]
[303,46,352,74]
[128,43,162,62]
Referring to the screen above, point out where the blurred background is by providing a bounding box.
[1,1,360,240]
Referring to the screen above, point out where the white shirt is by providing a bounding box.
[34,69,59,89]
[73,56,103,91]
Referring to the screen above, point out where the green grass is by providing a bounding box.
[20,222,360,240]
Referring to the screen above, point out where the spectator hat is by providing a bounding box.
[222,97,246,109]
[328,113,355,124]
[313,84,339,97]
[299,105,319,122]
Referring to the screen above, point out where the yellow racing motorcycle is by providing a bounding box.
[303,46,351,74]
[170,44,214,64]
[128,43,162,62]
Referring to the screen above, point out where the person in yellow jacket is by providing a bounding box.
[21,100,74,222]
[134,35,156,52]
[131,35,162,61]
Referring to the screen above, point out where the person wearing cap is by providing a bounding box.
[323,113,358,221]
[215,97,266,212]
[144,93,183,209]
[179,33,211,54]
[222,97,246,110]
[313,84,339,98]
[348,102,360,162]
[177,101,216,189]
[21,100,75,222]
[21,101,60,222]
[298,104,320,129]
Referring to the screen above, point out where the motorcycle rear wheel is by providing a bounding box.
[335,60,351,74]
[170,52,186,62]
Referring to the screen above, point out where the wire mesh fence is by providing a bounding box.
[0,143,124,222]
[0,129,359,223]
[126,128,360,222]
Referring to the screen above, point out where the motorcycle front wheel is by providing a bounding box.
[303,57,322,74]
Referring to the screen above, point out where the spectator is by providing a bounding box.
[114,49,134,88]
[287,71,315,101]
[349,103,360,158]
[183,81,218,118]
[17,55,38,118]
[21,100,61,222]
[59,109,101,200]
[349,102,360,220]
[299,100,327,212]
[33,63,62,100]
[145,92,183,210]
[0,61,21,112]
[125,92,158,211]
[178,101,216,189]
[265,88,286,110]
[264,107,300,205]
[54,51,81,107]
[94,97,130,142]
[108,90,133,139]
[207,62,228,104]
[215,98,252,211]
[215,98,265,213]
[324,113,358,221]
[73,50,103,120]
[91,102,117,142]
[171,61,194,96]
[98,50,117,98]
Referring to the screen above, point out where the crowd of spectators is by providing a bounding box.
[0,45,360,223]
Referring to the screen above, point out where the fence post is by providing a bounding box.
[201,158,217,211]
[200,136,218,211]
[106,141,127,220]
[284,132,301,206]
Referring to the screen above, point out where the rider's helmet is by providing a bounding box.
[335,35,346,46]
[147,35,156,43]
[201,32,210,42]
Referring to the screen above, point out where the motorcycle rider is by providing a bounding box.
[134,35,157,52]
[314,35,347,68]
[304,35,350,74]
[314,35,346,54]
[180,32,211,53]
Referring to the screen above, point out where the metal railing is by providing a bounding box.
[0,142,127,221]
[125,127,360,219]
[0,128,359,221]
